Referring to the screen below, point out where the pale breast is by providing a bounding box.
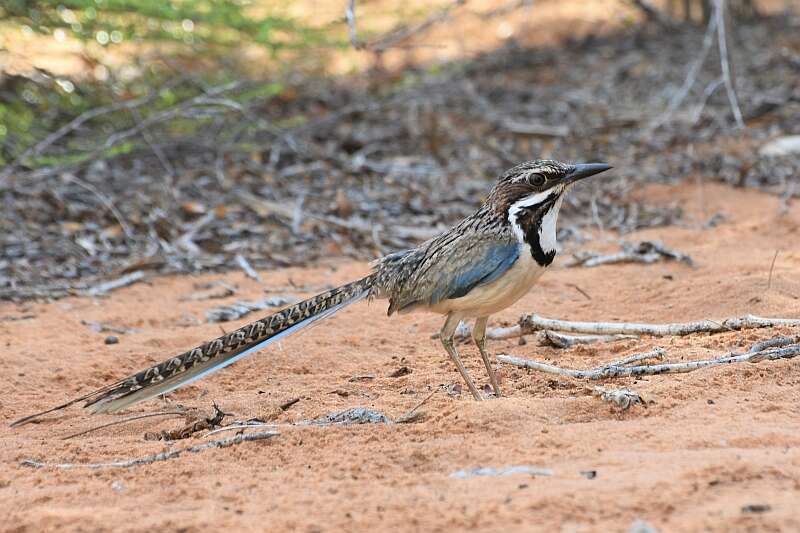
[426,245,546,317]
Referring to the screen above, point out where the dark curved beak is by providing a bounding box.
[566,163,612,184]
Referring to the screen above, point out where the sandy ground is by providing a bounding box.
[1,182,799,532]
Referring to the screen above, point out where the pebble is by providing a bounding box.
[104,335,119,345]
[759,135,800,157]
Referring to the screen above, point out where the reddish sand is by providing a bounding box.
[1,182,799,532]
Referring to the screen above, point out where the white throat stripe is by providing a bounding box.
[507,189,564,254]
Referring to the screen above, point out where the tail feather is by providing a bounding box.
[11,275,374,425]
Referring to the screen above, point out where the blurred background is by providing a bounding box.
[1,0,798,299]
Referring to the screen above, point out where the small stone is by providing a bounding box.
[707,399,715,405]
[446,383,462,396]
[580,470,597,479]
[742,504,771,514]
[111,480,125,492]
[104,335,119,345]
[628,519,660,533]
[388,366,412,378]
[759,135,800,157]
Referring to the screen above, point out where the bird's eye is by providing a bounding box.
[530,174,546,186]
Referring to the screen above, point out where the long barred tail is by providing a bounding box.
[11,275,376,426]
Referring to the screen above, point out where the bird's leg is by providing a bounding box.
[440,313,483,401]
[473,316,501,397]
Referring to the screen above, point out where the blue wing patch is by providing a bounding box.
[429,243,519,304]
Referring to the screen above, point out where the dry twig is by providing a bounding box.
[599,348,667,367]
[537,330,638,349]
[450,465,553,478]
[235,254,262,282]
[21,431,279,469]
[0,93,154,185]
[346,0,468,52]
[84,271,146,297]
[144,403,229,441]
[63,174,136,242]
[590,386,645,410]
[518,314,800,337]
[627,0,676,28]
[713,0,745,128]
[497,341,800,379]
[566,241,694,268]
[62,411,186,440]
[206,296,298,322]
[767,249,779,290]
[650,11,718,130]
[396,389,438,423]
[463,314,800,341]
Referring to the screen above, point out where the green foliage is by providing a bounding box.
[1,0,335,53]
[0,2,347,168]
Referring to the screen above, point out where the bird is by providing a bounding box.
[11,159,611,426]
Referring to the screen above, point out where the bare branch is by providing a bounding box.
[596,348,667,368]
[62,174,136,243]
[235,254,262,283]
[517,314,800,338]
[83,271,146,297]
[566,241,694,268]
[0,93,153,185]
[627,0,677,28]
[346,0,468,53]
[206,296,298,323]
[62,411,186,440]
[590,386,645,410]
[714,0,745,128]
[396,389,438,423]
[538,330,639,349]
[497,342,800,379]
[650,12,718,130]
[456,314,800,342]
[21,430,279,469]
[345,0,364,49]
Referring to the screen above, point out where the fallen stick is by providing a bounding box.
[63,174,136,242]
[713,0,745,128]
[80,320,136,335]
[538,330,638,349]
[300,407,392,426]
[443,321,519,341]
[62,411,186,440]
[84,271,146,297]
[570,250,662,267]
[396,389,438,424]
[206,296,299,322]
[518,314,800,338]
[596,348,666,369]
[235,254,262,283]
[497,343,800,379]
[590,387,644,410]
[748,335,799,353]
[144,403,229,441]
[21,430,279,470]
[450,465,553,479]
[263,284,334,294]
[457,314,800,342]
[566,240,694,268]
[649,9,718,131]
[205,423,277,438]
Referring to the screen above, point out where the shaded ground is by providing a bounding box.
[2,14,798,298]
[2,181,798,532]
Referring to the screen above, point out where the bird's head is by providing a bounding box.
[490,159,612,212]
[488,159,612,265]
